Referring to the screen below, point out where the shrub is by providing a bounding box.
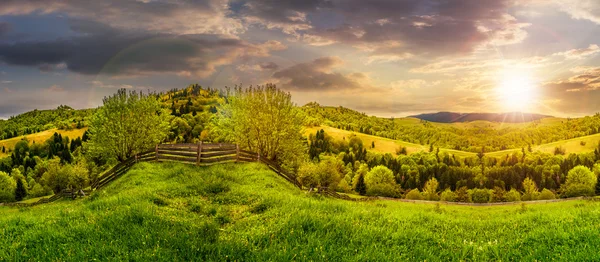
[554,146,566,155]
[366,183,399,198]
[440,189,457,202]
[336,179,352,193]
[491,186,506,202]
[538,189,556,200]
[298,160,341,191]
[0,171,16,202]
[504,189,522,202]
[470,188,491,203]
[561,165,597,197]
[521,177,539,201]
[404,188,423,200]
[455,186,470,202]
[422,178,440,201]
[580,141,587,146]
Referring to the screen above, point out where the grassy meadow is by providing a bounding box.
[2,162,599,261]
[0,128,87,158]
[305,125,476,157]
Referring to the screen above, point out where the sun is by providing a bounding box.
[496,70,538,112]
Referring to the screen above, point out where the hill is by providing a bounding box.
[411,112,551,123]
[0,128,87,158]
[1,162,599,260]
[0,105,93,140]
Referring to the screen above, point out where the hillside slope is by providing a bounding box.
[0,128,87,157]
[411,112,551,123]
[1,162,600,261]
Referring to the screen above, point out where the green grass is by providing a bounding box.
[0,128,87,157]
[486,132,600,157]
[2,162,600,261]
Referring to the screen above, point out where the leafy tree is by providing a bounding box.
[561,165,597,197]
[87,89,169,162]
[422,177,440,201]
[365,165,395,189]
[0,171,16,202]
[491,186,506,202]
[214,84,305,169]
[522,177,539,201]
[455,186,470,202]
[594,163,600,195]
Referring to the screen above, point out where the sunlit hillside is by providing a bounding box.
[0,128,87,158]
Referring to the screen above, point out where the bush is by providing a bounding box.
[504,189,522,202]
[538,189,556,200]
[366,183,399,198]
[469,188,491,203]
[336,179,352,193]
[0,171,16,202]
[404,188,423,200]
[580,141,587,146]
[455,186,470,202]
[298,160,341,190]
[491,186,506,202]
[440,189,457,202]
[561,165,597,197]
[422,178,440,201]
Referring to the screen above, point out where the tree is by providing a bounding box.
[87,89,169,162]
[15,177,27,201]
[594,164,600,195]
[354,172,367,195]
[365,165,395,188]
[504,189,521,202]
[538,189,556,200]
[214,84,305,169]
[0,171,16,202]
[422,177,440,201]
[405,189,423,200]
[561,165,597,197]
[522,177,539,201]
[440,189,457,202]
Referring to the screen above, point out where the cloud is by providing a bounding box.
[553,44,600,59]
[243,0,528,59]
[0,21,286,78]
[3,87,12,93]
[540,67,600,113]
[88,80,151,90]
[237,61,279,72]
[1,80,13,84]
[0,0,244,36]
[0,22,10,36]
[47,84,64,92]
[555,0,600,24]
[390,79,440,89]
[272,56,369,91]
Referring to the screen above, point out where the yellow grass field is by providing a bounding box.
[0,128,87,158]
[304,125,476,157]
[486,132,600,157]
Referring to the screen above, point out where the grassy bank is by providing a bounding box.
[1,162,600,261]
[0,128,87,157]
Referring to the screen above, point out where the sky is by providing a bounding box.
[0,0,600,119]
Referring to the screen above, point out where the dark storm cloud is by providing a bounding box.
[272,56,365,91]
[0,22,10,36]
[0,20,283,77]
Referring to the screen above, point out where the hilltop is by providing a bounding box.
[1,161,599,261]
[410,112,551,123]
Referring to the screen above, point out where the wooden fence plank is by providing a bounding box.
[201,155,237,163]
[200,150,237,158]
[157,155,197,163]
[156,147,198,153]
[157,150,198,157]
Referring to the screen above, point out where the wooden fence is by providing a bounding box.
[3,142,326,207]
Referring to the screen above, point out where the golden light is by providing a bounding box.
[495,69,538,112]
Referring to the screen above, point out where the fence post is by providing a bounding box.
[236,144,240,162]
[155,144,159,162]
[257,149,261,162]
[197,141,203,166]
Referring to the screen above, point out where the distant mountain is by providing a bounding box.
[410,112,552,123]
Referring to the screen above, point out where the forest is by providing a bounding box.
[0,84,599,204]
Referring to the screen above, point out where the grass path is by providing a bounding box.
[0,128,87,157]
